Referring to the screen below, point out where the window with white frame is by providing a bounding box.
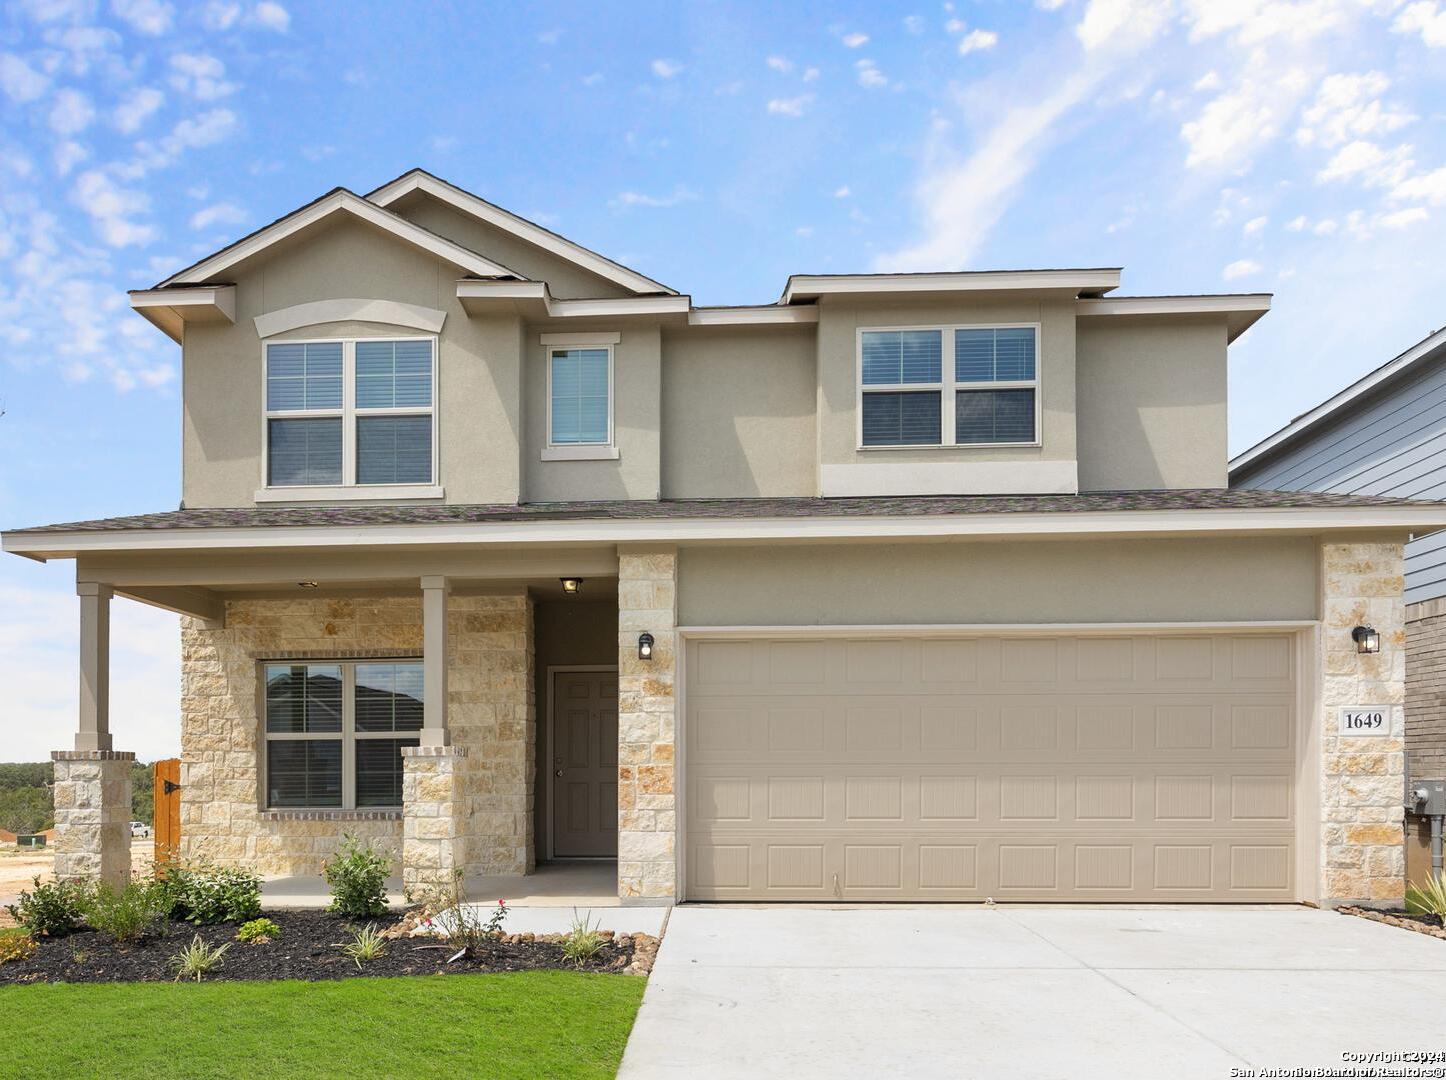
[265,338,435,487]
[859,325,1039,447]
[548,345,612,446]
[262,660,423,809]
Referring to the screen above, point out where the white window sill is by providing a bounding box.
[254,484,445,503]
[856,442,1043,451]
[540,445,619,461]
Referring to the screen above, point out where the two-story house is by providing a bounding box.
[6,169,1444,907]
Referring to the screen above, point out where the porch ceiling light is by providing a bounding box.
[559,577,584,595]
[298,581,319,589]
[637,632,655,661]
[1352,625,1381,655]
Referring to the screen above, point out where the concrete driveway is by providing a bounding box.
[619,906,1446,1079]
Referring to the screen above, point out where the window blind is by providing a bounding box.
[862,390,943,445]
[267,418,343,486]
[357,415,432,484]
[266,342,343,411]
[550,348,610,444]
[956,388,1036,443]
[861,330,942,385]
[955,327,1036,382]
[355,340,432,409]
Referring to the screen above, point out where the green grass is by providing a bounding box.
[0,971,646,1079]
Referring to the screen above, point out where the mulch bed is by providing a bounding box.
[0,909,656,985]
[1338,905,1446,941]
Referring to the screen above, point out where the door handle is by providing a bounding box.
[555,769,564,777]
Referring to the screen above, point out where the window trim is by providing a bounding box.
[260,334,439,491]
[258,658,422,812]
[855,322,1042,450]
[545,341,615,453]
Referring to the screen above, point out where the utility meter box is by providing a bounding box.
[1410,779,1446,816]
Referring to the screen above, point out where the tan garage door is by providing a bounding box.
[684,632,1299,902]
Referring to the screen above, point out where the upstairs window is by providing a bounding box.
[859,325,1039,448]
[548,346,612,446]
[265,337,435,488]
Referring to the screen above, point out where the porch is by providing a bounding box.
[261,858,621,908]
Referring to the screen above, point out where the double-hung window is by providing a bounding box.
[262,660,423,810]
[265,337,435,488]
[548,345,612,447]
[859,325,1039,447]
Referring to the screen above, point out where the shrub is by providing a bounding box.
[0,933,36,964]
[83,880,168,943]
[1405,873,1446,918]
[5,877,91,938]
[168,934,230,982]
[323,834,393,918]
[410,871,508,956]
[163,861,262,925]
[561,909,606,967]
[236,917,280,944]
[339,923,387,968]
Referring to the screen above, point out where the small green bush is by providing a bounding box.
[83,880,168,943]
[1405,873,1446,917]
[5,877,91,938]
[339,923,387,968]
[236,918,280,944]
[168,934,230,982]
[323,834,392,918]
[560,909,605,966]
[163,861,262,925]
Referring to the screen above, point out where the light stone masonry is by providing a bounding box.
[51,749,134,887]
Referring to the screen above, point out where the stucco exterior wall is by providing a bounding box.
[179,593,532,878]
[1076,317,1229,491]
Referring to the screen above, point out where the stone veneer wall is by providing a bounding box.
[1320,540,1407,904]
[51,750,134,887]
[617,547,678,899]
[180,593,532,878]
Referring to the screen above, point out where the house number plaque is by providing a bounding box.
[1337,707,1388,736]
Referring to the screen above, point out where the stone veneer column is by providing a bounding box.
[401,745,468,894]
[617,546,678,900]
[1320,540,1407,904]
[51,749,134,887]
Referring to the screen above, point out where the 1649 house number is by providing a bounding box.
[1337,707,1388,736]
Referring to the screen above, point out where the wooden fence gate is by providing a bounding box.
[153,758,181,864]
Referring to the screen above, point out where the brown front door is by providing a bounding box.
[153,758,181,865]
[551,670,618,858]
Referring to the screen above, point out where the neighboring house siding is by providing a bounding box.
[1232,359,1446,604]
[1407,605,1446,780]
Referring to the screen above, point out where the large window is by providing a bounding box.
[548,345,612,447]
[859,325,1039,448]
[265,337,435,488]
[263,660,423,809]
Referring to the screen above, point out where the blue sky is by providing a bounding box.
[2,0,1446,760]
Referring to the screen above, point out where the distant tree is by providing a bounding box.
[131,762,154,826]
[0,787,52,834]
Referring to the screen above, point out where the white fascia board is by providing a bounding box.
[781,269,1122,305]
[8,505,1446,560]
[367,171,676,295]
[1231,325,1446,478]
[688,306,820,326]
[1077,294,1271,343]
[157,191,516,287]
[128,285,237,343]
[456,279,690,318]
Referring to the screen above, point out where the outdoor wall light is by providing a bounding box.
[559,577,584,595]
[1352,625,1381,654]
[637,632,655,661]
[297,581,319,589]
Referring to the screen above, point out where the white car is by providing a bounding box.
[129,821,151,838]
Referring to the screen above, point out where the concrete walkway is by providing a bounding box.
[619,906,1446,1080]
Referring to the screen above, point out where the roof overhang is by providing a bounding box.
[456,279,692,320]
[128,285,236,343]
[1231,324,1446,478]
[367,169,677,296]
[688,305,819,327]
[8,504,1446,562]
[1077,294,1271,344]
[781,269,1122,305]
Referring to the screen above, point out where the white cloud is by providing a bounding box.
[113,85,163,132]
[1037,0,1068,8]
[249,1,290,31]
[199,1,240,29]
[945,17,966,33]
[111,0,173,35]
[842,31,869,47]
[856,59,887,88]
[650,58,683,78]
[767,94,814,116]
[1378,206,1429,228]
[54,140,87,176]
[795,225,813,237]
[904,15,925,33]
[189,201,245,230]
[169,52,236,100]
[1222,258,1263,279]
[802,66,819,82]
[1180,73,1309,170]
[48,88,95,135]
[766,55,792,73]
[1076,0,1173,52]
[610,186,699,209]
[71,169,154,246]
[0,53,50,102]
[537,28,561,45]
[1313,218,1338,235]
[1391,166,1446,205]
[1295,72,1414,149]
[1393,1,1446,46]
[834,185,851,198]
[1285,214,1308,230]
[959,29,999,53]
[581,72,603,87]
[1194,70,1221,91]
[1242,214,1268,236]
[1317,140,1414,187]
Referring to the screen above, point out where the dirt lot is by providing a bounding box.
[0,840,154,924]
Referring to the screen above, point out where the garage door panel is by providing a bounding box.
[685,634,1298,902]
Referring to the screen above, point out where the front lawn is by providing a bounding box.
[1,970,646,1079]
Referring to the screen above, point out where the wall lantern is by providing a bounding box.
[637,632,655,661]
[1352,625,1381,655]
[559,577,584,595]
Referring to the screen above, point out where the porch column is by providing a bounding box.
[76,582,112,752]
[420,575,450,746]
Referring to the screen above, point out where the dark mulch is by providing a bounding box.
[0,909,638,985]
[1397,911,1444,929]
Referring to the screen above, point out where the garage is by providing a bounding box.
[684,631,1301,902]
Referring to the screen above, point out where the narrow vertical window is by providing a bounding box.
[549,347,611,446]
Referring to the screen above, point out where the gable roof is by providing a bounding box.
[154,187,523,288]
[366,168,677,296]
[1230,324,1446,479]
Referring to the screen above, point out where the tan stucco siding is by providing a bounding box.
[181,217,524,508]
[677,537,1319,625]
[1076,317,1229,491]
[660,326,817,498]
[386,191,633,299]
[523,325,661,500]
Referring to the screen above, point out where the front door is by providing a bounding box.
[551,670,619,858]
